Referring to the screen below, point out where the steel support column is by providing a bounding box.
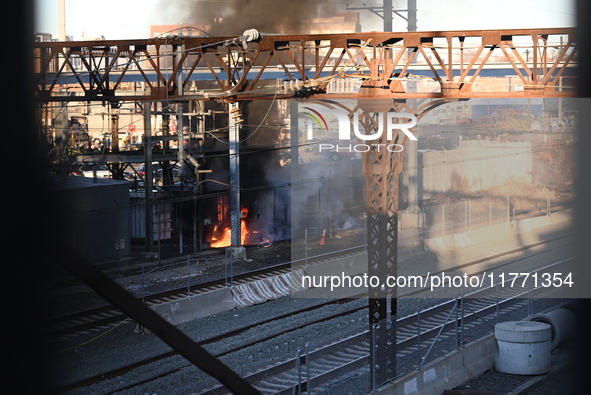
[55,101,68,172]
[177,102,184,162]
[358,105,403,388]
[229,102,241,247]
[366,168,398,388]
[110,102,124,179]
[177,63,185,163]
[144,102,154,252]
[110,102,120,153]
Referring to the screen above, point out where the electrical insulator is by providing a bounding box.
[283,79,305,91]
[290,80,304,91]
[231,106,244,124]
[242,29,261,42]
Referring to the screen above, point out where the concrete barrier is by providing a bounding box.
[376,334,497,395]
[424,210,570,254]
[232,270,307,308]
[149,270,309,323]
[232,282,261,308]
[150,287,236,326]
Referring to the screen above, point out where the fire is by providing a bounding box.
[209,208,249,248]
[209,218,249,248]
[209,226,231,248]
[209,207,272,248]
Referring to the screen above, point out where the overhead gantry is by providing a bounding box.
[34,27,576,102]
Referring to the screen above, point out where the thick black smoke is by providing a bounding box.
[157,0,337,36]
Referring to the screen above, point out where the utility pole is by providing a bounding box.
[408,0,417,31]
[384,0,393,31]
[347,0,417,32]
[58,0,66,41]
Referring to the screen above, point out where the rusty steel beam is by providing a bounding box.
[34,28,577,103]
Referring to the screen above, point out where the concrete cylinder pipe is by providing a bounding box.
[528,308,578,350]
[495,321,552,375]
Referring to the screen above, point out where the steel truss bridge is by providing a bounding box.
[35,27,578,393]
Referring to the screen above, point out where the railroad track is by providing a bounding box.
[45,223,573,340]
[52,250,576,394]
[44,202,574,393]
[45,232,567,341]
[43,246,370,340]
[50,295,366,394]
[197,258,577,395]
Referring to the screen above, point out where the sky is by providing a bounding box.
[34,0,576,40]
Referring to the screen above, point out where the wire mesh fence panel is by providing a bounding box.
[445,201,468,235]
[422,204,444,238]
[421,196,518,240]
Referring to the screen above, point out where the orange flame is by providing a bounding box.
[209,207,272,248]
[209,208,249,248]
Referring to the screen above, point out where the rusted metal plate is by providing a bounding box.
[482,31,501,46]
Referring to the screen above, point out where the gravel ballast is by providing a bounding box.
[44,221,578,394]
